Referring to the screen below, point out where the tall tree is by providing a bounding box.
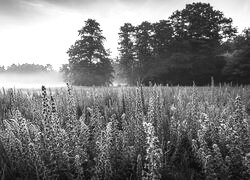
[168,2,236,85]
[135,21,153,83]
[118,23,137,85]
[148,20,174,84]
[66,19,113,86]
[170,2,236,43]
[151,20,173,57]
[118,20,174,85]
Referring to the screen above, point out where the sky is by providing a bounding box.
[0,0,249,71]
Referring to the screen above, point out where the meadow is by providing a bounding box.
[0,84,250,180]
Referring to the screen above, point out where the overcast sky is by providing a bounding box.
[0,0,249,70]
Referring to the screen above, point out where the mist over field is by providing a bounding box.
[0,72,65,88]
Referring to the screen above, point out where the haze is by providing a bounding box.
[0,72,65,89]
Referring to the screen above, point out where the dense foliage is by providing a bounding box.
[62,19,113,86]
[0,84,250,179]
[223,28,250,84]
[118,2,249,85]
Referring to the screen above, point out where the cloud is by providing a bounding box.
[0,0,99,23]
[31,0,148,7]
[0,0,165,17]
[0,0,47,19]
[0,0,169,26]
[0,0,25,15]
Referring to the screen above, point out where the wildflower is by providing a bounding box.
[170,104,177,112]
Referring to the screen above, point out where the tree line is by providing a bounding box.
[0,63,54,74]
[117,2,250,85]
[60,2,249,86]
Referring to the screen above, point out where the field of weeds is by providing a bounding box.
[0,84,250,180]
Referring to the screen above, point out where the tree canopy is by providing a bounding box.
[117,2,242,86]
[63,19,113,86]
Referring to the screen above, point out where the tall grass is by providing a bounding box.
[0,84,249,179]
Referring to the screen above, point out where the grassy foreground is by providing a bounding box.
[0,84,250,180]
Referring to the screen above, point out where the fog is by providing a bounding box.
[0,72,66,89]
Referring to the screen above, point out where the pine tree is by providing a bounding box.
[66,19,113,86]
